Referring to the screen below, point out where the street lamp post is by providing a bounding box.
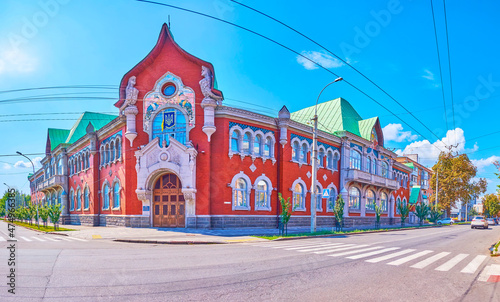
[16,151,38,227]
[311,77,343,233]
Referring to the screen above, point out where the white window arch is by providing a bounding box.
[292,140,300,161]
[253,134,263,156]
[380,192,388,212]
[230,172,251,210]
[300,143,308,164]
[242,132,251,155]
[396,197,402,214]
[349,186,361,210]
[366,157,372,173]
[381,161,389,178]
[372,158,377,175]
[254,175,272,211]
[314,182,323,212]
[115,137,122,160]
[231,130,240,152]
[76,187,81,210]
[366,189,376,211]
[102,180,110,210]
[264,136,273,158]
[112,179,121,209]
[84,185,90,210]
[350,149,361,170]
[110,141,115,162]
[70,189,75,211]
[291,177,307,211]
[326,184,338,212]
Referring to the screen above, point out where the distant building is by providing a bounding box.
[29,24,413,229]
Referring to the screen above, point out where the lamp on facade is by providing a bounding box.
[311,77,343,233]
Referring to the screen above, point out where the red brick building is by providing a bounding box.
[29,24,412,228]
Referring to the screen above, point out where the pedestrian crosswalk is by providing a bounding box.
[247,240,492,280]
[0,235,88,242]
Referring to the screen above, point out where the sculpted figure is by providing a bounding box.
[120,76,139,114]
[199,66,222,104]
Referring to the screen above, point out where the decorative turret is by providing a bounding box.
[277,106,290,148]
[200,66,223,142]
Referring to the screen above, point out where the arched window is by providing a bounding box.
[113,182,120,209]
[327,187,337,211]
[333,152,340,169]
[115,138,121,160]
[103,184,110,209]
[86,152,90,168]
[100,147,104,165]
[70,190,74,211]
[76,189,81,210]
[57,158,63,175]
[350,150,361,170]
[292,141,300,161]
[366,157,371,173]
[381,161,389,178]
[105,145,110,164]
[255,180,270,210]
[84,187,90,210]
[318,149,325,168]
[110,141,115,162]
[372,159,377,175]
[242,133,251,154]
[254,135,262,156]
[52,193,55,206]
[293,183,305,210]
[381,192,388,212]
[231,130,240,152]
[152,108,187,146]
[366,190,375,211]
[327,151,333,169]
[349,187,360,209]
[316,185,322,211]
[300,143,308,164]
[264,137,272,157]
[396,197,402,214]
[57,190,62,206]
[233,178,248,208]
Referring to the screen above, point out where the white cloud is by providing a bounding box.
[0,49,37,74]
[471,156,500,172]
[422,69,435,81]
[12,156,42,169]
[297,51,344,70]
[396,128,476,166]
[2,163,11,170]
[382,123,418,142]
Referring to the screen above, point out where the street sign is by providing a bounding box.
[322,189,330,198]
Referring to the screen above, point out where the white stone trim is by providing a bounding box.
[326,183,338,212]
[230,171,252,211]
[101,179,111,210]
[291,177,307,211]
[254,174,272,211]
[111,176,122,210]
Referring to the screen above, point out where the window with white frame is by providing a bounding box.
[350,149,361,170]
[327,187,337,211]
[300,143,308,164]
[76,189,81,210]
[70,190,74,211]
[115,138,121,160]
[372,159,377,175]
[242,133,251,154]
[84,187,90,209]
[333,152,339,169]
[57,158,63,175]
[292,141,300,161]
[316,185,322,211]
[293,183,306,210]
[318,149,325,168]
[366,190,375,211]
[103,184,110,209]
[366,157,371,173]
[231,130,240,152]
[57,190,62,206]
[233,178,248,209]
[113,182,120,209]
[255,179,270,210]
[264,137,272,157]
[381,161,389,178]
[349,187,360,209]
[327,151,333,169]
[381,192,388,212]
[110,141,115,162]
[254,135,262,156]
[396,197,402,214]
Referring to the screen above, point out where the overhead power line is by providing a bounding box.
[134,0,446,153]
[229,0,447,145]
[443,0,457,142]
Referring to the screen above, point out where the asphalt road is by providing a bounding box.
[0,221,499,302]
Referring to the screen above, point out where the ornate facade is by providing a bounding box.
[29,24,414,228]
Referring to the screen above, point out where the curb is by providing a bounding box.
[114,239,227,245]
[8,222,70,236]
[267,225,442,241]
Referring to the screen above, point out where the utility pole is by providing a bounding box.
[436,171,439,214]
[17,151,38,227]
[311,77,343,233]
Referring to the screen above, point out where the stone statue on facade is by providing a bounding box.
[199,66,222,104]
[120,76,139,115]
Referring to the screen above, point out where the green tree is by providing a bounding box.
[333,194,345,232]
[26,203,35,225]
[397,201,411,227]
[0,191,8,217]
[278,193,292,236]
[482,194,500,218]
[373,201,383,229]
[48,204,63,231]
[428,203,444,223]
[414,202,430,226]
[39,205,50,228]
[430,152,487,216]
[468,207,478,218]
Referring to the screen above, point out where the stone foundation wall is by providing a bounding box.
[64,215,150,228]
[67,214,99,226]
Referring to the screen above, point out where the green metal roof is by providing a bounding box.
[290,97,378,140]
[47,112,118,151]
[404,162,415,169]
[409,186,421,204]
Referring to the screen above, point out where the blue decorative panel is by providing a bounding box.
[143,206,150,211]
[102,130,123,145]
[69,147,90,160]
[367,148,379,158]
[350,143,363,153]
[229,122,274,135]
[291,133,339,151]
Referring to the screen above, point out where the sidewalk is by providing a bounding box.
[54,222,431,244]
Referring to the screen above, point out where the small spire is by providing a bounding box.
[168,15,171,29]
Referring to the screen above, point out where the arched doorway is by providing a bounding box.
[153,173,185,227]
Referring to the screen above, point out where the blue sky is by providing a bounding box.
[1,0,499,199]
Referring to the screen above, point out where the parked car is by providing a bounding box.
[437,218,454,225]
[471,216,488,229]
[487,218,495,226]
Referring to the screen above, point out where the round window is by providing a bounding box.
[162,83,176,97]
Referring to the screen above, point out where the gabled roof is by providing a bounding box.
[46,112,117,151]
[290,97,383,144]
[115,23,222,108]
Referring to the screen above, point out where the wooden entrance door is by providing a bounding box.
[152,173,185,227]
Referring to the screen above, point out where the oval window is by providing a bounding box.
[163,84,176,97]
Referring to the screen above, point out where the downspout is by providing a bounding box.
[97,143,101,226]
[276,121,282,228]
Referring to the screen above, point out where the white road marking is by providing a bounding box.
[387,250,433,266]
[31,237,45,242]
[461,255,488,274]
[327,246,384,257]
[65,237,87,242]
[411,252,450,269]
[477,264,500,282]
[294,243,347,252]
[285,242,344,250]
[347,247,400,259]
[435,254,469,272]
[366,249,416,263]
[271,242,331,249]
[314,244,365,254]
[20,236,32,242]
[56,237,73,241]
[43,237,58,241]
